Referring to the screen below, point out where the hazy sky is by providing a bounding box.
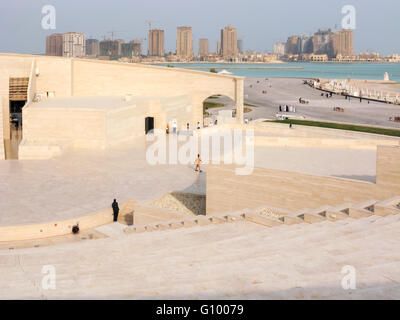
[0,0,399,55]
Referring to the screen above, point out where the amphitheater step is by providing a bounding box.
[297,213,326,224]
[3,210,400,299]
[376,196,400,207]
[155,222,171,231]
[374,205,400,217]
[374,196,400,216]
[242,213,283,227]
[320,210,349,222]
[208,216,226,224]
[124,215,240,234]
[329,203,353,214]
[352,199,377,213]
[195,216,213,226]
[280,216,304,225]
[309,205,333,216]
[222,214,244,222]
[182,219,198,228]
[95,222,127,238]
[168,221,185,229]
[348,208,374,219]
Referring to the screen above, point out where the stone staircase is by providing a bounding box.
[114,196,400,236]
[1,196,400,299]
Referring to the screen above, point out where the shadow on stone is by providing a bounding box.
[332,175,376,183]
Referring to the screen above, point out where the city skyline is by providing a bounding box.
[0,0,399,56]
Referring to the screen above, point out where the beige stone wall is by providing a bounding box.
[27,60,37,104]
[105,104,147,146]
[0,54,245,156]
[0,54,33,77]
[0,101,4,159]
[71,59,243,124]
[34,56,72,97]
[376,145,400,189]
[0,207,114,242]
[0,55,34,151]
[22,95,195,151]
[206,146,400,214]
[0,54,72,99]
[23,106,106,149]
[0,75,8,159]
[253,136,399,150]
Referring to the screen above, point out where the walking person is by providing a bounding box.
[172,120,177,134]
[112,199,119,222]
[195,154,202,173]
[197,122,201,130]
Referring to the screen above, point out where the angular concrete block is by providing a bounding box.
[348,208,373,219]
[182,220,198,228]
[209,216,225,224]
[324,211,349,222]
[298,213,325,224]
[374,205,400,217]
[244,213,282,227]
[168,221,184,229]
[281,216,304,225]
[144,225,158,232]
[155,223,170,231]
[195,217,212,226]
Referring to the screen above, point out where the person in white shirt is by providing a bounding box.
[172,120,177,134]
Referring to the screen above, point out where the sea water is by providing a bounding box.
[157,62,400,82]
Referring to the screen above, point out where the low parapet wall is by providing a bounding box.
[224,122,400,141]
[0,200,137,242]
[206,145,400,214]
[254,136,399,150]
[0,208,113,242]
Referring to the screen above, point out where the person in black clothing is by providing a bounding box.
[112,199,119,222]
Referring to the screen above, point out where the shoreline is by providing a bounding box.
[183,66,304,70]
[148,61,400,65]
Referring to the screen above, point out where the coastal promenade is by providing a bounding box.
[239,78,400,129]
[310,78,400,105]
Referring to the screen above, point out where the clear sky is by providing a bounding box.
[0,0,398,56]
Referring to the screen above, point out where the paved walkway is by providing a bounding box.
[0,138,205,226]
[0,133,377,226]
[243,78,400,129]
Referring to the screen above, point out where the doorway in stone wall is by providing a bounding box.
[5,77,29,159]
[145,117,154,134]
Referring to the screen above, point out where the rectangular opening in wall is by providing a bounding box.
[6,77,28,160]
[145,117,154,134]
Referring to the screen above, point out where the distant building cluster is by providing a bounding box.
[45,25,250,63]
[45,25,399,64]
[46,32,142,60]
[46,32,86,58]
[274,28,355,62]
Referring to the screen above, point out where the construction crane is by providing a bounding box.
[146,20,153,32]
[145,20,162,33]
[107,30,127,41]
